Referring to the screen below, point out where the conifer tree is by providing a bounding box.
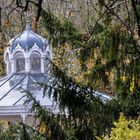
[19,123,31,140]
[0,0,140,139]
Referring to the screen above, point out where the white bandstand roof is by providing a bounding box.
[0,73,59,118]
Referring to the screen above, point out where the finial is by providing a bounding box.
[25,12,31,31]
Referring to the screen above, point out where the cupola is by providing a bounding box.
[4,14,52,75]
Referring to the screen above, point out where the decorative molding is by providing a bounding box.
[12,43,25,56]
[0,105,32,116]
[30,43,41,53]
[0,105,58,116]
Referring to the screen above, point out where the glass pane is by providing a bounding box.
[31,55,41,72]
[8,63,11,74]
[16,58,25,72]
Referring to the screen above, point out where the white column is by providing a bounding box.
[25,57,30,73]
[6,61,9,75]
[11,58,15,74]
[20,112,28,123]
[41,57,45,73]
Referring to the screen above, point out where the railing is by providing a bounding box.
[0,105,59,116]
[0,105,32,116]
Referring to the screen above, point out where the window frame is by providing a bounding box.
[30,51,41,73]
[14,51,25,73]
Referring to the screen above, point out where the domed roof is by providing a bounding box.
[9,17,48,52]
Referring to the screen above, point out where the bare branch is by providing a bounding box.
[131,0,140,36]
[0,6,1,32]
[2,0,15,9]
[111,0,128,9]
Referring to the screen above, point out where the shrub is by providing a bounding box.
[97,114,140,140]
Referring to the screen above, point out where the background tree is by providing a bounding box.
[0,0,140,139]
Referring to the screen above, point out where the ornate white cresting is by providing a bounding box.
[4,14,52,75]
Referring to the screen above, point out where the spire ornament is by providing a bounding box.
[25,12,32,31]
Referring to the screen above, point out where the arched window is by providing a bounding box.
[14,52,25,72]
[30,52,41,72]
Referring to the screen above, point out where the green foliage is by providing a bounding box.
[1,0,140,139]
[19,123,30,140]
[41,10,83,48]
[26,62,119,139]
[0,121,18,140]
[97,114,140,140]
[20,2,140,138]
[0,121,46,140]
